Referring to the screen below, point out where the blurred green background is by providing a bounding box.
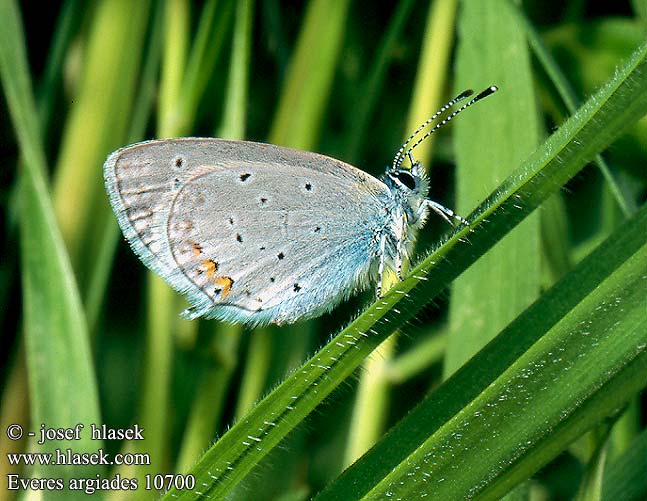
[1,1,646,500]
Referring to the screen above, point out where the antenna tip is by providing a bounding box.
[476,85,498,99]
[457,89,474,100]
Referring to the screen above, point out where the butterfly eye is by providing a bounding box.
[396,171,416,190]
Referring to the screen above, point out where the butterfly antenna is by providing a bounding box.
[391,89,473,171]
[392,85,498,170]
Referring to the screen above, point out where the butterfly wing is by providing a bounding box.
[104,138,391,325]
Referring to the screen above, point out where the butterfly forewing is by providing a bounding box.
[104,138,390,325]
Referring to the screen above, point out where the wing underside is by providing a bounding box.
[104,138,390,325]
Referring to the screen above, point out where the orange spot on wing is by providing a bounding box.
[214,276,234,298]
[191,242,203,256]
[201,259,218,279]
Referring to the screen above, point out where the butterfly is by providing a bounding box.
[104,86,497,326]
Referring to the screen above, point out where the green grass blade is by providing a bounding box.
[175,330,242,473]
[216,0,253,139]
[158,0,189,137]
[633,0,647,24]
[0,350,29,488]
[403,0,458,164]
[540,193,573,284]
[384,330,447,383]
[84,1,164,330]
[446,0,542,376]
[361,210,647,500]
[318,204,647,501]
[269,0,351,148]
[234,330,273,418]
[511,2,637,217]
[602,428,647,501]
[164,37,647,501]
[344,0,416,162]
[180,0,234,134]
[574,425,611,501]
[0,0,102,489]
[52,0,151,275]
[35,0,83,130]
[343,335,396,467]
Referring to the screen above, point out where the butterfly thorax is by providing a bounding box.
[383,161,429,227]
[380,161,430,264]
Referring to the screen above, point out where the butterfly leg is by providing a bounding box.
[375,233,387,298]
[395,248,404,281]
[425,200,469,227]
[395,218,405,281]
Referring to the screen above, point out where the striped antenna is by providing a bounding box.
[391,85,498,171]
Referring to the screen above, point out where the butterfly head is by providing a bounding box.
[385,161,429,225]
[384,85,498,225]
